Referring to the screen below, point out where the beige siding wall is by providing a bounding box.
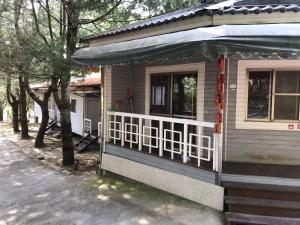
[109,57,217,121]
[225,56,300,165]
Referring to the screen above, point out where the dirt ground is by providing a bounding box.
[0,122,99,175]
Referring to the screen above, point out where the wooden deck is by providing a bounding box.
[223,161,300,179]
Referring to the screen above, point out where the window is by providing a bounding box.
[247,71,271,119]
[150,72,197,118]
[247,70,300,121]
[172,74,197,117]
[150,75,170,115]
[70,99,76,113]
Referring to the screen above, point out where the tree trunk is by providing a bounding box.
[60,107,74,165]
[12,104,19,132]
[0,107,3,121]
[19,76,30,139]
[35,105,49,148]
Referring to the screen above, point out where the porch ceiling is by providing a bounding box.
[72,24,300,66]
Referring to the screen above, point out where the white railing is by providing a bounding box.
[106,111,220,172]
[57,112,61,123]
[49,109,55,120]
[84,118,92,136]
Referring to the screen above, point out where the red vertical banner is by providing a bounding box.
[215,55,225,134]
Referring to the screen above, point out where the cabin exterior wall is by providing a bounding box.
[225,56,300,165]
[106,56,300,166]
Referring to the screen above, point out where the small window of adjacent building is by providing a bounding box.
[70,99,76,113]
[247,70,300,121]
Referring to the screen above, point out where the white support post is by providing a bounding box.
[130,117,133,149]
[121,116,125,147]
[138,118,142,151]
[198,126,202,167]
[113,114,116,144]
[213,133,218,171]
[183,123,188,163]
[149,120,152,154]
[159,120,163,157]
[171,122,174,160]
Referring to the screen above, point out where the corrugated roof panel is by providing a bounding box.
[80,0,300,42]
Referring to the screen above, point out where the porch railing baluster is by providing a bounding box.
[138,118,142,151]
[121,116,125,147]
[159,120,163,157]
[183,123,188,163]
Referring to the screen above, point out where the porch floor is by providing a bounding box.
[223,161,300,179]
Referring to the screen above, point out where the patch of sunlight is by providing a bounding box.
[7,216,16,222]
[98,183,109,190]
[122,193,132,199]
[13,182,22,186]
[54,212,61,217]
[154,203,176,213]
[115,181,123,185]
[137,218,150,225]
[28,212,43,219]
[36,193,50,198]
[96,194,110,201]
[110,185,117,190]
[8,210,18,215]
[97,179,104,184]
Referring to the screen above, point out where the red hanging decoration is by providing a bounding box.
[215,55,225,134]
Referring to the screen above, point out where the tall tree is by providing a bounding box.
[30,0,136,165]
[6,76,20,132]
[0,82,7,122]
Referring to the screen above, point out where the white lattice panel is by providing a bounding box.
[125,123,139,144]
[142,126,159,148]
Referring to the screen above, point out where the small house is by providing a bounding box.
[33,75,101,137]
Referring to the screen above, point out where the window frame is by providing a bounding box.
[149,71,198,119]
[246,69,300,122]
[246,69,273,122]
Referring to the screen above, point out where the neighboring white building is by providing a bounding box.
[33,74,101,136]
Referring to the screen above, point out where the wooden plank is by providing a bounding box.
[222,181,300,192]
[225,196,300,210]
[226,212,300,225]
[222,174,300,188]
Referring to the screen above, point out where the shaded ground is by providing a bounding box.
[0,122,99,175]
[0,123,225,225]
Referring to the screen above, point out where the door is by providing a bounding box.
[86,98,100,131]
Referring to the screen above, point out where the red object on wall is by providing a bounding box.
[217,55,225,72]
[127,88,133,98]
[215,55,225,134]
[288,124,295,130]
